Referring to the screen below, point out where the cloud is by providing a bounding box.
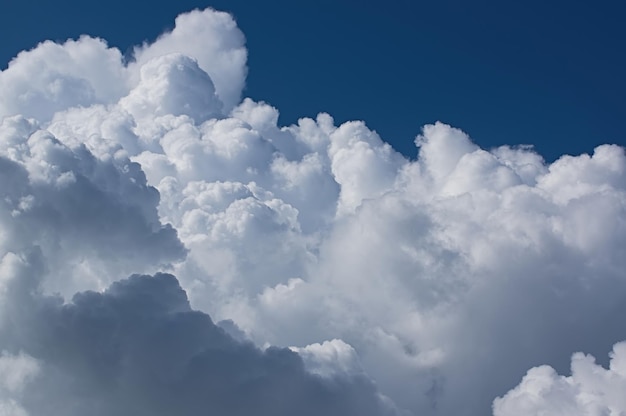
[131,8,247,112]
[0,6,625,416]
[0,265,399,416]
[0,7,245,122]
[119,53,223,124]
[0,115,186,295]
[493,342,626,415]
[0,351,39,416]
[0,36,129,122]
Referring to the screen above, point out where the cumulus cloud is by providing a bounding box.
[131,8,247,112]
[0,36,129,122]
[0,115,185,295]
[120,53,223,124]
[494,342,626,415]
[0,8,245,122]
[0,6,625,416]
[0,264,399,416]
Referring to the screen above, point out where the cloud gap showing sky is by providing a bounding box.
[0,7,625,416]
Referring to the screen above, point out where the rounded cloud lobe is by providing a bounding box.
[494,342,626,416]
[0,6,625,416]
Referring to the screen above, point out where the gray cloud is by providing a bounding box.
[0,266,399,416]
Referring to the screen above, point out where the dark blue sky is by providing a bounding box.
[2,0,624,161]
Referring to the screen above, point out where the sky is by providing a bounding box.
[1,0,624,160]
[0,2,625,416]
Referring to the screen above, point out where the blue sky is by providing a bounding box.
[1,0,624,160]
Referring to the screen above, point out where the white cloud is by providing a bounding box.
[119,53,223,124]
[291,339,364,378]
[0,6,625,416]
[0,115,186,295]
[0,7,246,122]
[0,36,129,122]
[494,342,626,416]
[131,7,247,112]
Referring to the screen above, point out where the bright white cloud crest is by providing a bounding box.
[494,343,626,416]
[0,7,624,416]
